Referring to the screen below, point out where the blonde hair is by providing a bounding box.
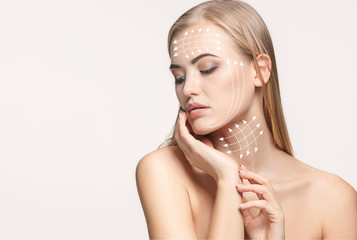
[162,0,293,156]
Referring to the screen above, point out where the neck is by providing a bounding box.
[209,110,280,173]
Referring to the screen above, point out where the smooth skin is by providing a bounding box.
[137,110,245,239]
[136,22,357,239]
[137,135,357,239]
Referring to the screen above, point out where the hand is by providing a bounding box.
[174,111,239,182]
[236,165,285,239]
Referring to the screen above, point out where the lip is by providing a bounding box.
[186,102,210,117]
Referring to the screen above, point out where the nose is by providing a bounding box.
[182,74,201,97]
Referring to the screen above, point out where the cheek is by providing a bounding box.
[208,62,255,125]
[212,80,233,109]
[208,65,238,109]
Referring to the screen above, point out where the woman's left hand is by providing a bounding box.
[174,111,240,183]
[236,165,285,239]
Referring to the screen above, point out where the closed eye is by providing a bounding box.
[200,66,217,75]
[174,66,217,84]
[175,76,185,84]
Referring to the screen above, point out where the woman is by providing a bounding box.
[136,0,357,239]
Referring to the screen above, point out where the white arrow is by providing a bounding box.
[235,123,239,128]
[256,123,260,128]
[228,128,233,133]
[223,144,228,148]
[173,40,177,44]
[259,130,264,135]
[243,120,247,124]
[240,154,243,159]
[219,137,224,141]
[252,116,256,120]
[255,147,258,152]
[227,150,232,154]
[246,151,250,156]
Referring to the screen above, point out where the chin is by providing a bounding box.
[192,128,211,136]
[190,119,218,136]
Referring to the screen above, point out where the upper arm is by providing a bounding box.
[321,175,357,239]
[136,150,197,239]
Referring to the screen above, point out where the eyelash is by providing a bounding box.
[175,66,218,84]
[200,66,217,75]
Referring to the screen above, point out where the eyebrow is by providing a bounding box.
[169,53,219,69]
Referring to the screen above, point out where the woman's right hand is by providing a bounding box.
[174,111,239,183]
[236,164,285,239]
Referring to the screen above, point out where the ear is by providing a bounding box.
[253,54,272,87]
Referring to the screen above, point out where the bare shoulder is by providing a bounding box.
[135,146,198,238]
[292,158,357,200]
[294,159,357,237]
[314,168,357,212]
[283,154,356,196]
[136,145,189,182]
[135,145,194,203]
[305,164,357,201]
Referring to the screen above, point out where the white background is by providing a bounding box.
[0,0,356,239]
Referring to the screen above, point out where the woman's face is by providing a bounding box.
[170,22,255,135]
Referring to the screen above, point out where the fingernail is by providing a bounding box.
[236,184,244,188]
[240,164,247,169]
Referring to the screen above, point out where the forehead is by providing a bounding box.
[170,23,232,60]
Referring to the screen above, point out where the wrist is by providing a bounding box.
[216,173,240,186]
[216,165,240,184]
[216,175,243,204]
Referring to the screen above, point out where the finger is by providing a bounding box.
[177,112,210,153]
[240,199,276,216]
[174,112,192,155]
[236,182,263,199]
[174,111,184,145]
[239,165,261,186]
[235,184,243,198]
[174,112,205,167]
[185,117,193,134]
[236,193,254,223]
[240,200,284,222]
[241,208,254,224]
[236,184,274,203]
[238,169,263,199]
[176,111,194,147]
[238,169,272,188]
[240,164,247,170]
